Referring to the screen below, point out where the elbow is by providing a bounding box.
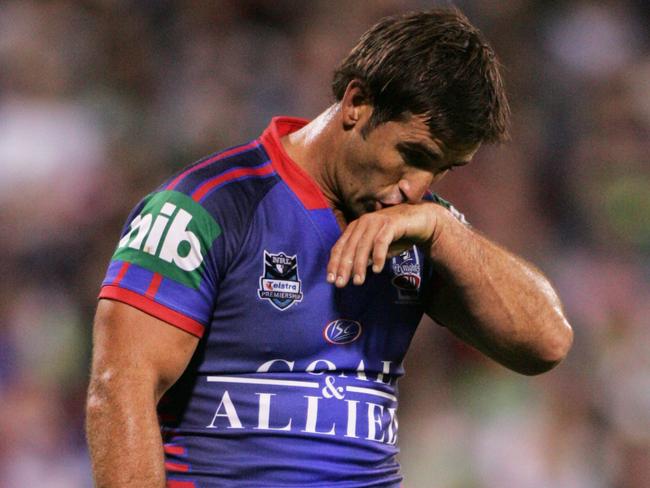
[86,373,111,421]
[86,367,124,422]
[517,318,574,376]
[541,316,574,367]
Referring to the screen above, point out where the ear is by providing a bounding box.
[340,79,373,130]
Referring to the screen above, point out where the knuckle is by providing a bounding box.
[374,234,389,246]
[354,253,368,266]
[330,241,344,254]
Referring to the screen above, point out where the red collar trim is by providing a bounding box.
[260,117,330,210]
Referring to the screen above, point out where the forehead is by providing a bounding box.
[378,114,480,162]
[373,113,431,142]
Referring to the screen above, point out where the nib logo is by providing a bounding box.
[113,191,221,287]
[119,202,202,271]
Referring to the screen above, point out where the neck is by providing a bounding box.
[280,105,345,215]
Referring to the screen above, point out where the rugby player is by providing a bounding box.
[87,8,573,487]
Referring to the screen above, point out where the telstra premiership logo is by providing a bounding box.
[113,191,221,287]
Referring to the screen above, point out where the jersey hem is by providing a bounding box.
[99,285,205,338]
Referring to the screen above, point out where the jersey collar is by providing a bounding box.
[260,117,331,210]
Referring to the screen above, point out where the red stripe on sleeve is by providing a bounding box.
[99,285,205,338]
[191,163,275,202]
[145,272,163,299]
[113,262,130,286]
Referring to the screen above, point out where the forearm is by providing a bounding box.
[86,373,166,488]
[324,200,573,374]
[425,211,573,375]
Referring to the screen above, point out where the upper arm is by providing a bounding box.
[90,189,224,400]
[90,299,199,402]
[422,222,573,375]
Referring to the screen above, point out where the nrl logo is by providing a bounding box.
[258,251,303,310]
[390,247,421,303]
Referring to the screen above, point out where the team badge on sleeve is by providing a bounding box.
[258,251,303,310]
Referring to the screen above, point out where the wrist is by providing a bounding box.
[424,203,469,264]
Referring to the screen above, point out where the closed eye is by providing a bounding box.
[397,143,441,172]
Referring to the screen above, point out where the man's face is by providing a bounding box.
[336,112,480,219]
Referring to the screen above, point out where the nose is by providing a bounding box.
[398,170,436,203]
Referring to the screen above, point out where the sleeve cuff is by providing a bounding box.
[99,285,205,338]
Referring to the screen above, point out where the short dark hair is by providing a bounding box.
[332,8,510,147]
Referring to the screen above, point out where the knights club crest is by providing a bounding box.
[390,247,422,303]
[258,251,304,310]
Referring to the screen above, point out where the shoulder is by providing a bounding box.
[151,140,281,235]
[116,140,282,272]
[163,140,279,209]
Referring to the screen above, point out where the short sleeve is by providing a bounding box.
[99,190,222,337]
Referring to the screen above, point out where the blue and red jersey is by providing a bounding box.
[100,117,460,487]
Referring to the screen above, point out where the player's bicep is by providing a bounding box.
[91,299,199,402]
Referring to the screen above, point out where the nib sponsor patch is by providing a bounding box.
[112,191,221,288]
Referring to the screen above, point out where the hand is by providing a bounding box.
[326,202,442,287]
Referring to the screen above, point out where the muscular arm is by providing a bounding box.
[422,209,573,375]
[326,202,573,375]
[86,299,199,488]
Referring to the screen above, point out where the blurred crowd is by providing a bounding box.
[0,1,648,487]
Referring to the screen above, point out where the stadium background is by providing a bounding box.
[0,1,648,486]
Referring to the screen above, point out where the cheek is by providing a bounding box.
[359,150,403,182]
[342,138,403,192]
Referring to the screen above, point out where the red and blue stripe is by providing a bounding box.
[166,140,263,191]
[191,160,274,202]
[100,260,209,338]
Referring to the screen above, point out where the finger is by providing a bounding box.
[371,225,396,274]
[352,218,387,285]
[387,240,413,258]
[326,220,358,284]
[333,219,368,287]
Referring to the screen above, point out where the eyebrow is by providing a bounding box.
[401,140,477,169]
[397,141,442,161]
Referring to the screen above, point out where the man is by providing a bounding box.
[87,8,573,487]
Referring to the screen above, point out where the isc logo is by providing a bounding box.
[323,319,362,345]
[118,202,203,272]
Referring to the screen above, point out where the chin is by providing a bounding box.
[341,199,378,221]
[359,201,378,215]
[339,204,364,222]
